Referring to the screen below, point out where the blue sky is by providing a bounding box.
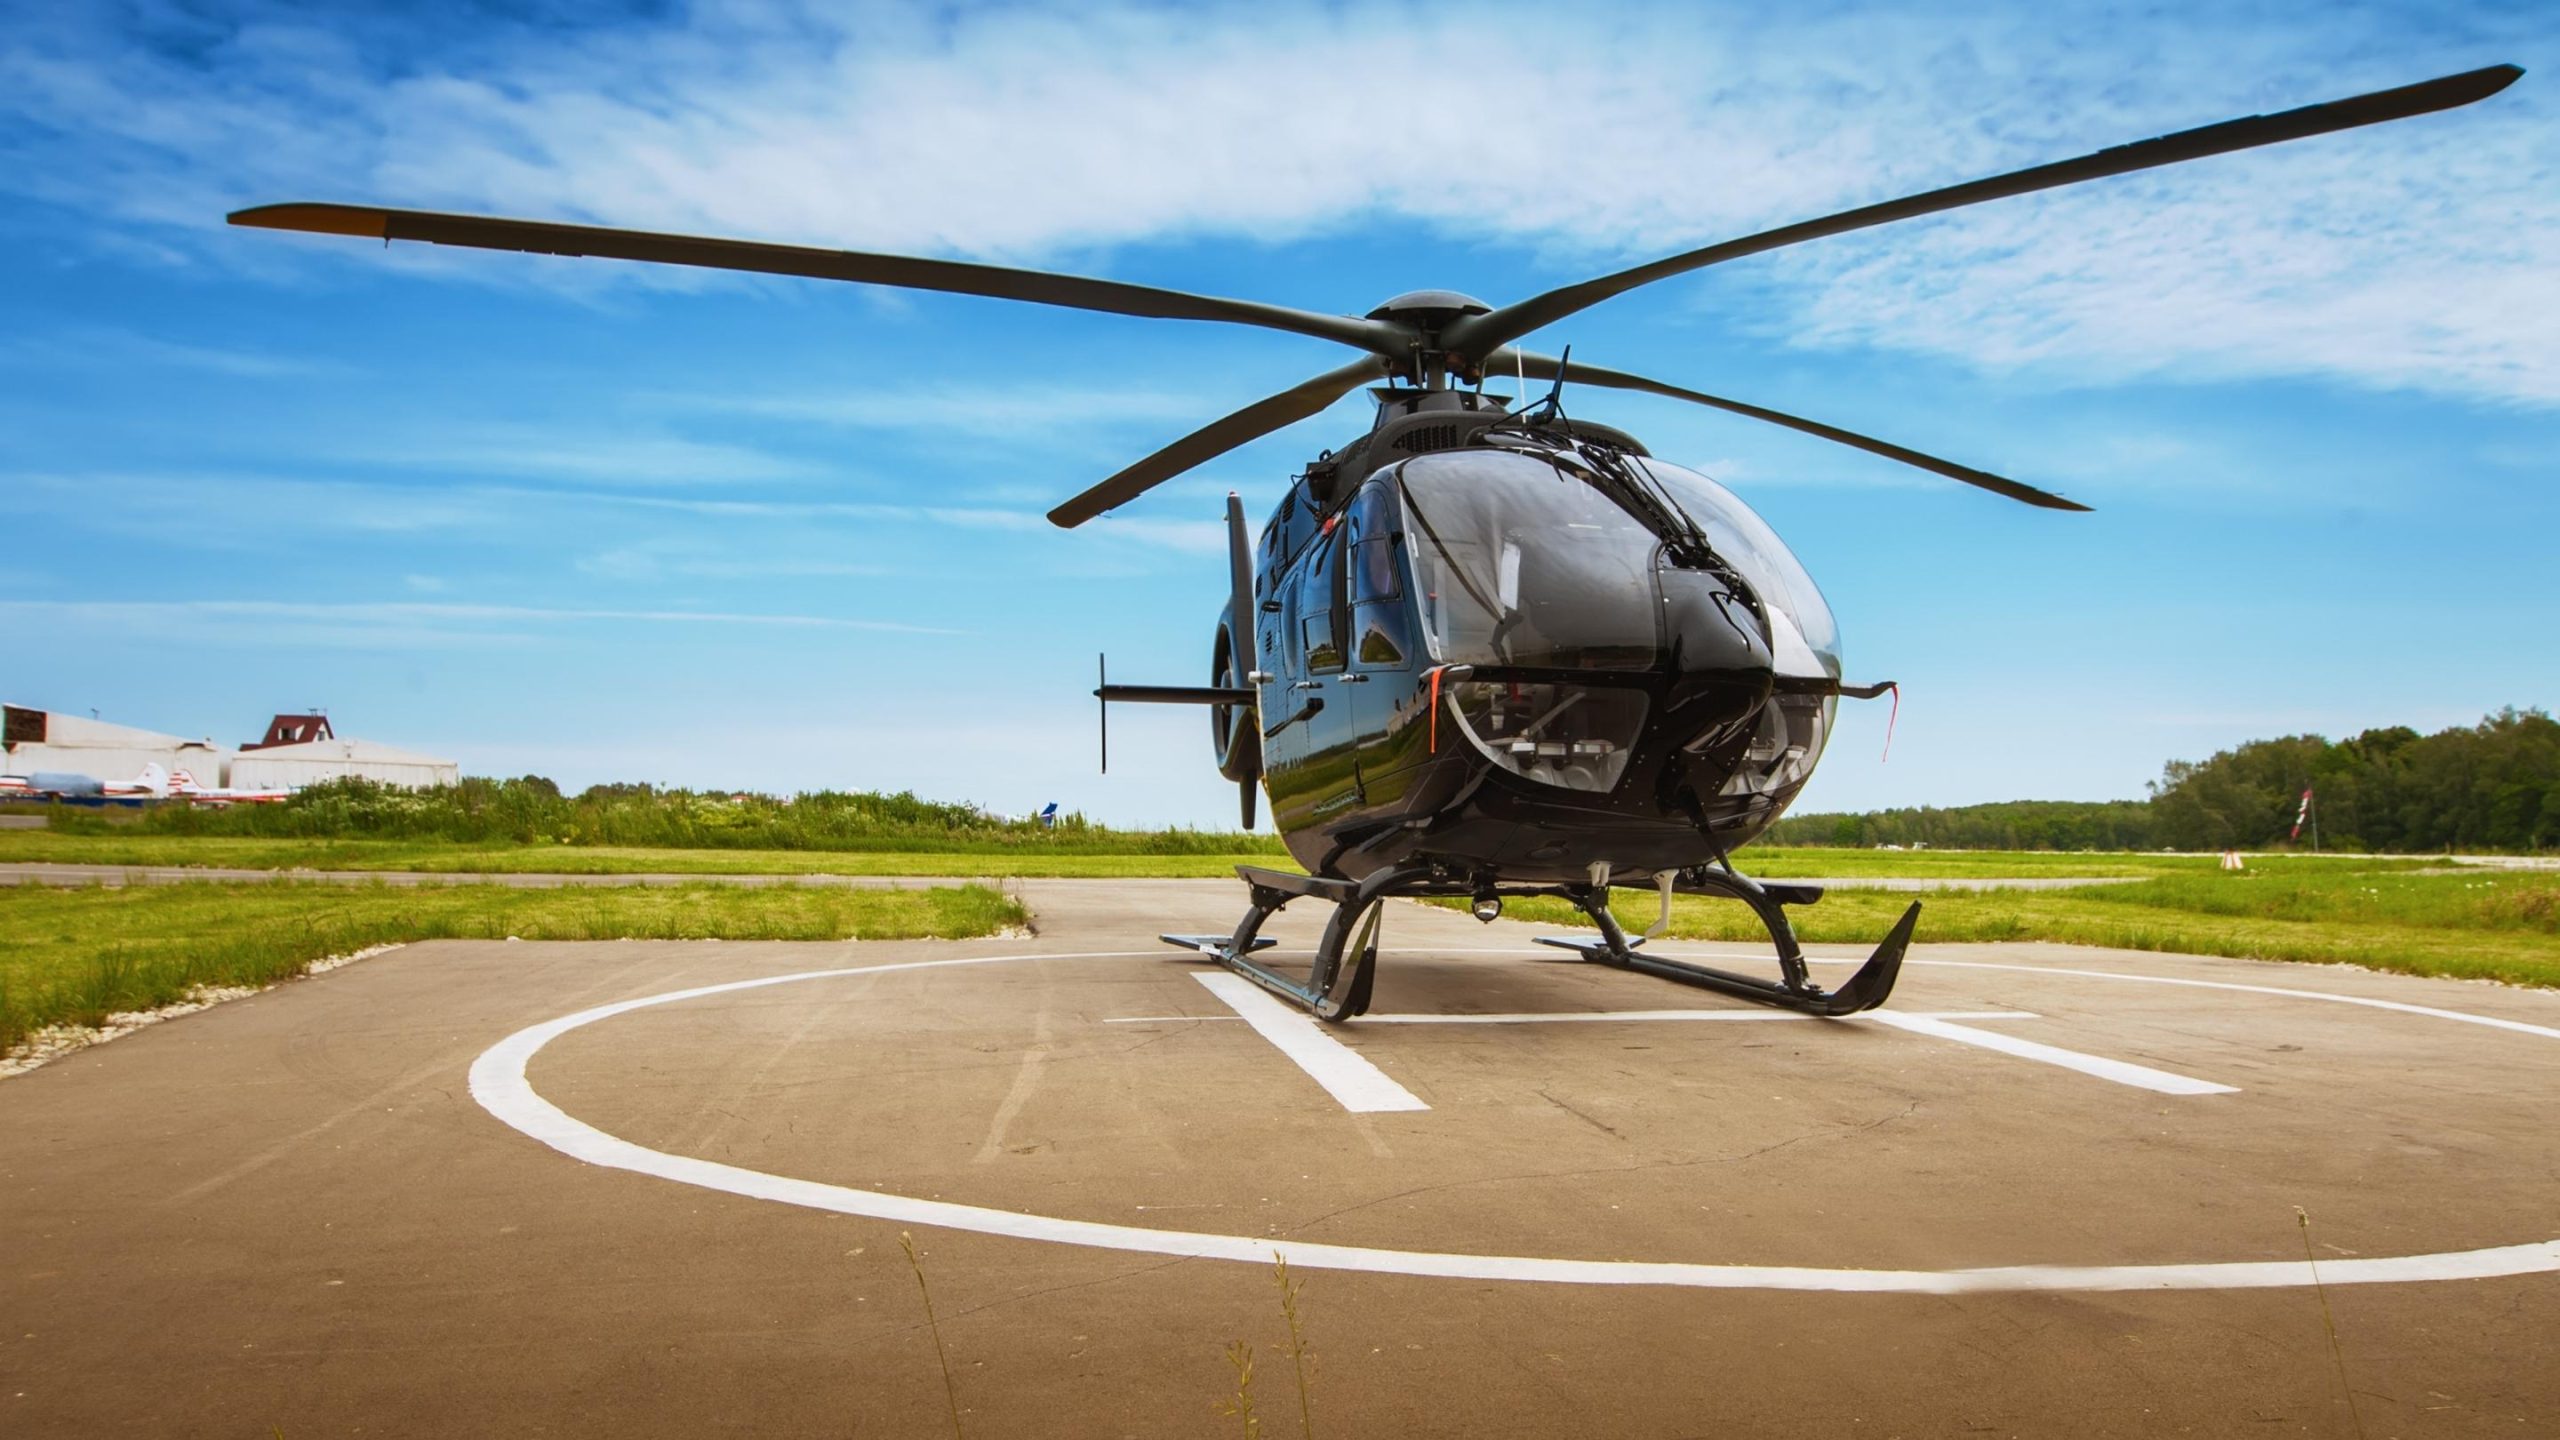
[2,0,2553,827]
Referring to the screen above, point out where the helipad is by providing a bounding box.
[5,878,2556,1435]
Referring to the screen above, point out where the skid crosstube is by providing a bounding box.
[1163,860,1919,1022]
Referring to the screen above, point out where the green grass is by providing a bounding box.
[1,832,2440,881]
[1462,865,2560,989]
[0,832,1294,878]
[0,880,1026,1056]
[1723,848,2448,879]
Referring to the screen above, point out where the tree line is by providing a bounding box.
[1766,708,2558,853]
[46,776,1284,855]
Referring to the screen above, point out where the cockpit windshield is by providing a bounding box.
[1393,448,1841,681]
[1636,458,1841,681]
[1394,451,1661,672]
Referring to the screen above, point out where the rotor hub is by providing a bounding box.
[1364,290,1491,327]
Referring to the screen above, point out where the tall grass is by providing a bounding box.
[46,775,1285,856]
[0,880,1025,1055]
[899,1232,967,1440]
[0,832,1295,878]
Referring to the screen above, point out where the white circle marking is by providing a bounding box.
[469,947,2560,1294]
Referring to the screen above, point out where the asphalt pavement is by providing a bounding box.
[3,878,2555,1436]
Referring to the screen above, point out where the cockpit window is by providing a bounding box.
[1635,459,1840,680]
[1394,452,1659,671]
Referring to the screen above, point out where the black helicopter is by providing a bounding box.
[233,63,2519,1023]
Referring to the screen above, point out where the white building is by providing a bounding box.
[3,703,224,786]
[228,737,459,790]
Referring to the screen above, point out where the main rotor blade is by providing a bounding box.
[1048,356,1390,527]
[1448,64,2522,360]
[229,203,1399,357]
[1499,349,2089,511]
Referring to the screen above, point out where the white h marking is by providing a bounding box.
[1864,1012,2238,1096]
[1191,972,1430,1113]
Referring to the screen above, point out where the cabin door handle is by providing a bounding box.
[1264,696,1325,737]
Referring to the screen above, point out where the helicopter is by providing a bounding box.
[232,63,2520,1024]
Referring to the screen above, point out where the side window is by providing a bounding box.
[1345,482,1409,668]
[1293,533,1342,672]
[1352,536,1400,604]
[1302,614,1344,671]
[1348,484,1401,604]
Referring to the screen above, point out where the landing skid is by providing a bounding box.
[1163,864,1423,1022]
[1534,873,1918,1017]
[1164,863,1918,1022]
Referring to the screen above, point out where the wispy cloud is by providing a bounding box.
[0,598,959,648]
[0,324,344,378]
[8,470,512,546]
[574,539,892,582]
[576,488,1229,553]
[334,425,830,486]
[4,3,2547,404]
[674,382,1213,436]
[9,466,1226,559]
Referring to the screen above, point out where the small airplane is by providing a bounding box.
[7,763,174,804]
[231,63,2521,1024]
[169,769,293,806]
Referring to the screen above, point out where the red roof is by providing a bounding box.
[243,713,335,750]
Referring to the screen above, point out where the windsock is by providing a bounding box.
[2290,788,2314,840]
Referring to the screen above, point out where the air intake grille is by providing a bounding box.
[1394,424,1460,453]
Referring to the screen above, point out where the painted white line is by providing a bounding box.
[1360,1008,2037,1026]
[468,948,2560,1294]
[1190,972,1430,1113]
[1864,1012,2238,1096]
[1888,958,2560,1042]
[1104,1015,1245,1023]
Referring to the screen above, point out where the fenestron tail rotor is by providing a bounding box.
[227,62,2520,525]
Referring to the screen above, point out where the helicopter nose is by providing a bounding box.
[1658,568,1775,682]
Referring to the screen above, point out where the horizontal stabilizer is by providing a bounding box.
[1097,684,1258,705]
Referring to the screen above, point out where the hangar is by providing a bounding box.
[3,704,459,793]
[228,735,459,791]
[2,703,224,788]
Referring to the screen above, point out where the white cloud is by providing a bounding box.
[574,538,892,582]
[3,2,2550,406]
[673,382,1213,436]
[10,466,1226,558]
[0,325,342,378]
[339,425,829,486]
[0,597,959,649]
[7,470,511,546]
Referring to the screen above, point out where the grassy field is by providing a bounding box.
[0,881,1026,1056]
[0,832,1290,877]
[1467,865,2560,988]
[0,831,2453,880]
